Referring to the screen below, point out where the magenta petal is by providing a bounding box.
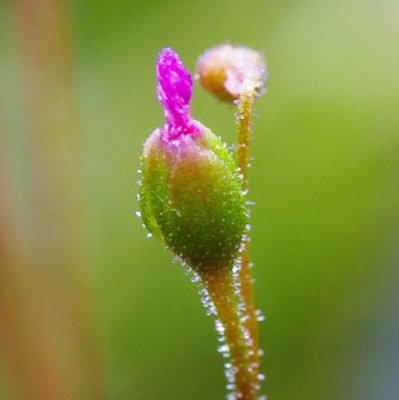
[156,48,199,140]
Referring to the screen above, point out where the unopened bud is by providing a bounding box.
[195,44,265,102]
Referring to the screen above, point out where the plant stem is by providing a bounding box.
[236,90,254,192]
[236,89,261,396]
[200,267,257,400]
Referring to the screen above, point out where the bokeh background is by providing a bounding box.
[1,0,398,399]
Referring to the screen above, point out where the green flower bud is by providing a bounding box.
[139,48,246,272]
[140,123,246,272]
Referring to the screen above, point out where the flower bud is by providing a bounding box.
[195,44,266,102]
[139,48,246,272]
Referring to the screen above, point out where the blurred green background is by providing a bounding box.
[1,0,398,399]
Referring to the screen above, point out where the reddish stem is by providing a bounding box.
[236,90,261,397]
[200,267,257,399]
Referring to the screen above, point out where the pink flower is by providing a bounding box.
[156,48,200,141]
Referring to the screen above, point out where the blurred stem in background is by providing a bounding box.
[4,0,104,398]
[0,117,66,400]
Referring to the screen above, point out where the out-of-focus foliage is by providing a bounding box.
[1,0,398,399]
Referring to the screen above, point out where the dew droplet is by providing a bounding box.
[206,306,217,316]
[255,309,265,321]
[218,344,230,354]
[224,365,237,382]
[184,266,192,275]
[191,274,200,283]
[199,288,208,296]
[215,319,225,334]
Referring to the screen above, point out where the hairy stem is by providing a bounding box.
[236,90,254,192]
[200,267,257,400]
[236,89,261,396]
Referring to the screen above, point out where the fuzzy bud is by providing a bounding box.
[139,48,246,272]
[195,44,265,102]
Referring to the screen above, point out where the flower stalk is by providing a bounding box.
[236,88,261,395]
[200,267,255,399]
